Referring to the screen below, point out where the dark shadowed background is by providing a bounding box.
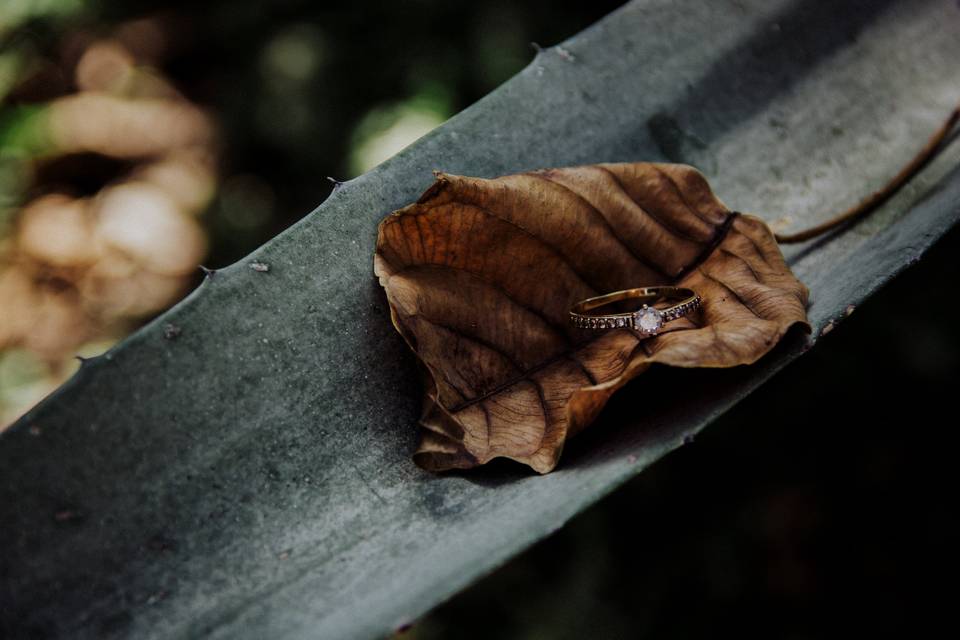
[1,1,956,638]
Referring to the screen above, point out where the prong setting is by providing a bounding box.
[633,306,664,335]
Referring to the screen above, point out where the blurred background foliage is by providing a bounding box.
[2,2,957,638]
[0,0,623,425]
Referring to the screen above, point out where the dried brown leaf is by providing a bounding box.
[374,163,810,473]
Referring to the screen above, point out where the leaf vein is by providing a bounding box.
[597,165,704,243]
[527,172,674,280]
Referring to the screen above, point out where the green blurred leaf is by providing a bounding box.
[349,83,453,175]
[0,104,53,157]
[0,0,87,39]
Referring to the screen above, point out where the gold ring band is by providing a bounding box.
[569,286,701,336]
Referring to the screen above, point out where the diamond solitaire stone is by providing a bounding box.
[634,306,663,335]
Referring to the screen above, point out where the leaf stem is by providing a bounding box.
[775,102,960,244]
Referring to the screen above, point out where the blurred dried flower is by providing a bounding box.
[17,194,96,267]
[75,40,135,93]
[48,93,213,158]
[0,22,219,427]
[94,181,206,275]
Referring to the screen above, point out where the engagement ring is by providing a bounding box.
[569,286,701,336]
